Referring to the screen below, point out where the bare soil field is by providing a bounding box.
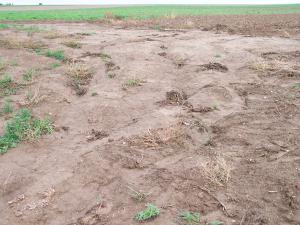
[109,13,300,37]
[0,17,299,225]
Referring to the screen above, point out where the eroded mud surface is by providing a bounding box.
[0,23,299,225]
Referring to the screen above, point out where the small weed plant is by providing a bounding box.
[0,60,7,72]
[23,68,38,82]
[0,75,17,97]
[50,62,61,68]
[99,53,112,61]
[2,99,13,114]
[128,186,149,202]
[179,211,201,225]
[45,50,65,61]
[0,108,53,153]
[124,78,142,88]
[135,204,160,221]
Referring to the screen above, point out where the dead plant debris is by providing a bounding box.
[197,62,228,72]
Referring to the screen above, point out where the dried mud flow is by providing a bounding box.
[0,22,299,225]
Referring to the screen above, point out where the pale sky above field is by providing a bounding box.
[5,0,300,5]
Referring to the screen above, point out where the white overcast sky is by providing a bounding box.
[5,0,300,5]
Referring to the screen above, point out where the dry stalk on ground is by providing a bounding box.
[128,123,187,148]
[0,37,46,50]
[201,157,231,187]
[43,31,66,39]
[20,86,47,107]
[250,59,278,73]
[65,61,93,84]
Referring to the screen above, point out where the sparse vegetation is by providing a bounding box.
[250,59,277,72]
[0,75,17,97]
[91,92,98,96]
[128,123,186,148]
[213,104,219,111]
[10,59,18,66]
[293,83,300,89]
[151,24,162,30]
[1,99,13,115]
[23,68,38,82]
[45,50,65,61]
[0,60,8,73]
[179,211,201,225]
[206,220,224,225]
[128,186,149,202]
[135,204,160,221]
[21,87,47,107]
[0,108,53,153]
[43,31,65,39]
[0,38,46,51]
[76,32,94,36]
[11,25,46,36]
[50,62,61,68]
[123,78,143,88]
[108,72,116,79]
[62,40,82,49]
[99,53,112,61]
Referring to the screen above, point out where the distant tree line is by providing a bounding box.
[0,2,43,6]
[0,2,14,6]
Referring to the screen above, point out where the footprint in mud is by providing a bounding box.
[197,62,228,73]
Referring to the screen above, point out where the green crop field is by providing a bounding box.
[0,4,299,21]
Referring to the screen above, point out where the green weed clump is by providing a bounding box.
[99,53,112,61]
[45,50,65,61]
[0,75,17,97]
[180,211,201,225]
[0,108,53,153]
[50,62,61,68]
[0,23,9,29]
[2,99,13,114]
[23,68,38,82]
[124,78,142,87]
[135,204,160,221]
